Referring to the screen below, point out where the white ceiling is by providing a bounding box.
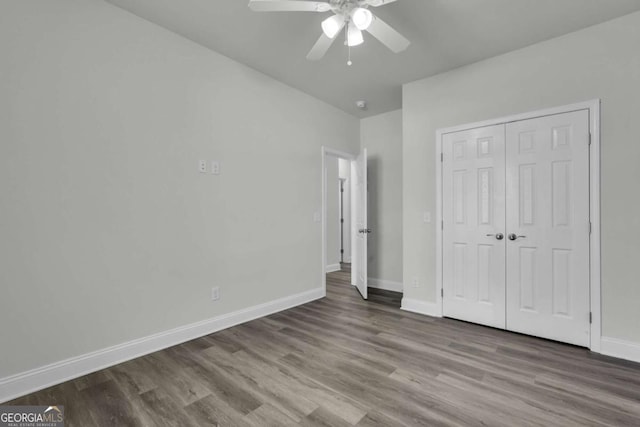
[105,0,640,117]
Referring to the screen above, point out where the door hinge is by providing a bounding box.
[441,152,444,162]
[340,249,344,254]
[589,222,592,234]
[441,220,444,230]
[589,312,593,324]
[441,288,444,297]
[588,133,592,146]
[341,218,344,224]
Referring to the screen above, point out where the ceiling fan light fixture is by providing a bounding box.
[347,24,364,47]
[351,8,373,30]
[321,14,345,39]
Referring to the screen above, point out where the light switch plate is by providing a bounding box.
[423,211,432,223]
[313,212,321,223]
[198,160,207,173]
[211,161,220,175]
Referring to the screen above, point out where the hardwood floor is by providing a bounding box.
[7,268,640,426]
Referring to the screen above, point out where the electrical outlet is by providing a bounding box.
[412,277,420,288]
[211,287,220,301]
[198,160,207,173]
[423,211,431,223]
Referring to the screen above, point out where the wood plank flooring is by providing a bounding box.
[7,268,640,426]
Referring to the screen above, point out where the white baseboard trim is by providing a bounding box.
[600,337,640,364]
[325,263,341,273]
[0,287,324,404]
[368,278,403,293]
[401,297,443,318]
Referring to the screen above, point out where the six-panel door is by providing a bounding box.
[505,110,591,347]
[442,125,507,329]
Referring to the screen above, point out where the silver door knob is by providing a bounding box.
[486,233,504,240]
[508,233,526,241]
[359,229,372,234]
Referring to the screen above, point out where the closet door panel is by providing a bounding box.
[505,110,591,347]
[442,125,506,329]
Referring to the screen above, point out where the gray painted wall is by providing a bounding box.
[361,110,403,285]
[0,0,359,379]
[403,11,640,343]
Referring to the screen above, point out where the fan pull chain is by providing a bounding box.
[345,23,353,66]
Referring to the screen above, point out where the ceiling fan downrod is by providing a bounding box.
[345,23,353,66]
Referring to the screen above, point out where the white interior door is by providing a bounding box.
[351,149,368,299]
[505,110,591,347]
[442,125,506,328]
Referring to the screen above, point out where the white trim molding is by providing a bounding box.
[600,337,640,364]
[435,100,602,352]
[0,287,324,404]
[325,264,341,273]
[368,278,403,293]
[401,297,443,318]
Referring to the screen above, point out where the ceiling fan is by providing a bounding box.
[248,0,409,63]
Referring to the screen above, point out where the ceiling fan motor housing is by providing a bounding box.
[329,0,368,16]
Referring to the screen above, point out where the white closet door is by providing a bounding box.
[443,125,506,329]
[505,110,591,347]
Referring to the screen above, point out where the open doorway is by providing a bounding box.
[324,157,346,275]
[322,146,403,308]
[322,147,368,300]
[338,175,351,266]
[327,161,353,297]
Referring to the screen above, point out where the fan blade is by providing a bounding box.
[365,0,398,7]
[366,15,409,52]
[306,33,338,61]
[248,0,331,12]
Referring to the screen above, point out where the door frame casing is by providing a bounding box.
[434,100,601,352]
[321,147,356,297]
